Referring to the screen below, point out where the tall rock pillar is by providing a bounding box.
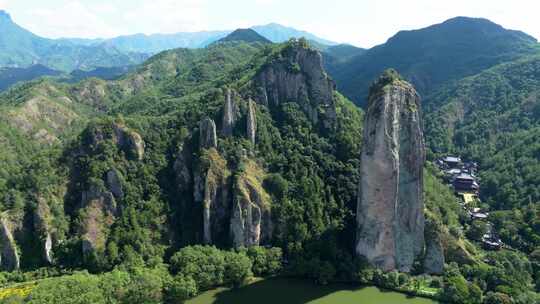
[356,70,425,272]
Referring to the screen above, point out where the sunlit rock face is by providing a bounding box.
[356,70,425,272]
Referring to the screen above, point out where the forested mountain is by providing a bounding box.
[215,29,272,44]
[327,17,539,107]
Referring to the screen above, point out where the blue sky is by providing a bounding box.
[0,0,538,47]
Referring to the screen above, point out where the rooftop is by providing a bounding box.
[455,173,475,181]
[443,156,461,163]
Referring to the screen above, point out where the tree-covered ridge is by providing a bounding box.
[327,17,539,107]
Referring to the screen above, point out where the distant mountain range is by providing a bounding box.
[60,23,338,54]
[0,10,340,91]
[0,10,148,72]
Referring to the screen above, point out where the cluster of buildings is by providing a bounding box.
[436,156,503,250]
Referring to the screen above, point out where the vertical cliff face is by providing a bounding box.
[254,41,337,129]
[230,160,272,247]
[34,198,53,264]
[424,218,445,274]
[356,70,426,272]
[193,148,231,245]
[199,118,218,149]
[0,217,20,271]
[222,89,236,136]
[80,185,118,254]
[246,99,257,145]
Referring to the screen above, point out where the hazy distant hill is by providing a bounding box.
[0,10,149,72]
[0,65,61,91]
[251,23,337,45]
[64,23,338,54]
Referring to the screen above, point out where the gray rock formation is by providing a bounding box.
[246,99,257,144]
[0,217,20,271]
[106,169,124,199]
[34,198,53,264]
[199,118,218,149]
[423,217,445,274]
[424,235,445,274]
[254,42,336,129]
[193,149,230,245]
[230,161,272,247]
[222,89,236,136]
[173,143,192,191]
[80,185,118,254]
[88,122,145,161]
[356,70,425,272]
[113,124,145,161]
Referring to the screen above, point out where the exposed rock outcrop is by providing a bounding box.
[112,124,145,161]
[423,217,445,274]
[424,236,445,274]
[246,99,257,144]
[193,149,231,245]
[254,41,337,129]
[34,198,54,264]
[87,122,145,161]
[173,143,192,192]
[230,160,272,247]
[222,89,236,136]
[199,118,218,149]
[0,217,20,271]
[80,185,118,254]
[356,70,426,272]
[106,169,124,200]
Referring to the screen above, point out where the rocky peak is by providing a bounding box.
[254,40,337,129]
[246,99,257,144]
[356,70,425,272]
[199,118,218,149]
[222,89,236,136]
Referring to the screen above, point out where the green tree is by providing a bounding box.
[166,274,198,303]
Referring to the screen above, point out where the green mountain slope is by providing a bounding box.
[328,17,539,107]
[425,55,540,253]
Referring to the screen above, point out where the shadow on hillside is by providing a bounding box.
[211,277,364,304]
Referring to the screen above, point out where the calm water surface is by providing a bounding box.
[187,278,439,304]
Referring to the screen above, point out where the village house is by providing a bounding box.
[453,173,479,193]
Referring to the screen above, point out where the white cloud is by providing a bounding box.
[118,0,209,34]
[23,1,118,38]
